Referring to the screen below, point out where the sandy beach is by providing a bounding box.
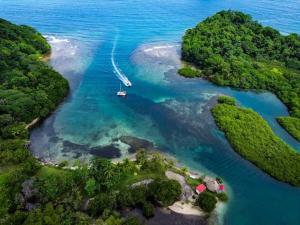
[169,201,204,216]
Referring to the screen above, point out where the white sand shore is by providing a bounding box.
[169,201,204,216]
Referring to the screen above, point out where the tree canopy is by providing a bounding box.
[0,18,69,223]
[212,96,300,186]
[0,18,69,165]
[181,10,300,141]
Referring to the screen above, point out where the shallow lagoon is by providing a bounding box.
[1,0,300,224]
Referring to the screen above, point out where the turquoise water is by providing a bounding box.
[1,0,300,224]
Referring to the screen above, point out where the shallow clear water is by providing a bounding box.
[1,0,300,224]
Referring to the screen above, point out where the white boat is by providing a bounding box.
[117,83,127,97]
[124,80,132,87]
[111,38,132,87]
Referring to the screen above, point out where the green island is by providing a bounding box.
[277,117,300,141]
[180,10,300,141]
[0,19,228,224]
[212,96,300,186]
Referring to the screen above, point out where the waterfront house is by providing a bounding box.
[204,176,220,192]
[219,184,225,192]
[195,184,206,194]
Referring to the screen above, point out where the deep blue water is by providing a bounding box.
[1,0,300,224]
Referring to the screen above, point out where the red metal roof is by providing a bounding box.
[219,184,225,191]
[196,184,206,193]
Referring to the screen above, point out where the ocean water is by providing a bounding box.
[1,0,300,224]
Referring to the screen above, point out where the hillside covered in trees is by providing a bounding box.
[0,18,69,224]
[0,18,69,123]
[181,10,300,141]
[0,18,70,170]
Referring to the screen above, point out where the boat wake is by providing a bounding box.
[111,35,132,87]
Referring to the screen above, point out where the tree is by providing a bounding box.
[136,150,147,166]
[89,158,119,190]
[104,215,123,225]
[0,114,13,126]
[142,201,154,218]
[118,159,137,175]
[217,192,228,202]
[141,153,165,175]
[131,186,149,205]
[88,193,117,216]
[84,178,97,197]
[149,179,181,206]
[124,217,141,225]
[117,187,134,208]
[217,96,236,105]
[196,192,217,213]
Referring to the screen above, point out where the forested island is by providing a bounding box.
[0,19,228,225]
[180,10,300,141]
[179,10,300,185]
[212,96,300,186]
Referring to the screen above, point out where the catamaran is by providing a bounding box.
[117,83,127,97]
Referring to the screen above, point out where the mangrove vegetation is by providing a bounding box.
[180,10,300,141]
[212,96,300,186]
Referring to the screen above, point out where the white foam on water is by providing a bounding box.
[44,35,91,76]
[133,42,181,64]
[143,44,180,57]
[111,35,132,86]
[208,180,232,225]
[131,42,182,83]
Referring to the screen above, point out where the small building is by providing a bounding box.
[204,176,219,192]
[195,184,206,194]
[219,184,225,192]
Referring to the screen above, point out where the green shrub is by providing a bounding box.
[217,96,236,105]
[0,114,13,126]
[117,187,134,208]
[141,153,166,175]
[142,201,154,218]
[178,66,201,78]
[131,186,149,205]
[23,204,74,225]
[58,160,68,168]
[36,173,75,201]
[84,178,97,197]
[196,192,217,213]
[277,117,300,141]
[88,193,117,216]
[136,150,147,166]
[216,192,228,202]
[124,217,141,225]
[149,179,181,206]
[104,215,123,225]
[89,158,119,191]
[185,176,203,188]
